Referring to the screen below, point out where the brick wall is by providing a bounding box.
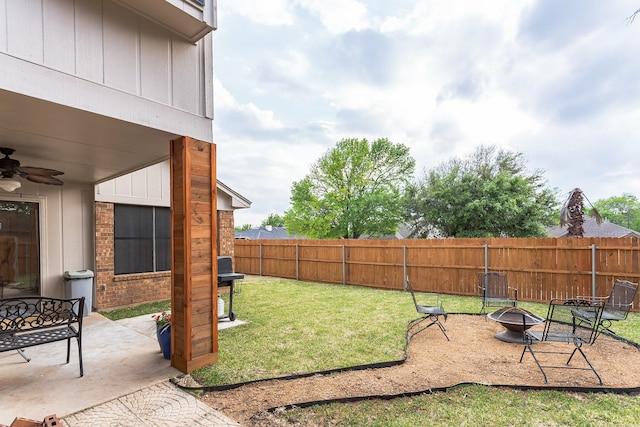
[94,202,171,310]
[95,202,236,310]
[218,210,235,258]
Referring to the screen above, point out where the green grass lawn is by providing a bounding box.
[196,276,423,384]
[193,276,640,386]
[101,275,640,426]
[283,385,640,427]
[101,299,171,321]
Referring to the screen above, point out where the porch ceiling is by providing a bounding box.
[0,90,179,185]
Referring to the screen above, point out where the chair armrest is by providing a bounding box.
[549,297,599,305]
[617,302,634,308]
[571,307,599,323]
[576,296,607,303]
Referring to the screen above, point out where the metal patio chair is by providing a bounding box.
[575,279,638,344]
[478,272,518,314]
[406,276,449,341]
[519,298,604,385]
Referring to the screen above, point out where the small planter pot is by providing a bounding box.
[156,325,171,360]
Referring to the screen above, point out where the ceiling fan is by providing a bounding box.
[0,147,64,191]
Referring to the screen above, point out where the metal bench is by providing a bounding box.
[0,296,85,377]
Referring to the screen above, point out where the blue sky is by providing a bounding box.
[213,0,640,227]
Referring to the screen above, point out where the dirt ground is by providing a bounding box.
[196,314,640,426]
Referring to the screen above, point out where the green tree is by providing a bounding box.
[591,193,640,231]
[284,137,415,239]
[261,213,285,227]
[234,223,253,232]
[406,145,557,238]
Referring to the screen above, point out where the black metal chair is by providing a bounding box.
[406,276,449,341]
[575,279,638,344]
[519,298,604,385]
[478,272,518,314]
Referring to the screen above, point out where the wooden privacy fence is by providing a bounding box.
[234,237,640,311]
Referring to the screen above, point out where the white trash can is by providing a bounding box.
[64,269,94,317]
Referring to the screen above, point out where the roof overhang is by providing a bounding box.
[217,180,252,209]
[112,0,216,43]
[0,89,179,185]
[0,54,213,185]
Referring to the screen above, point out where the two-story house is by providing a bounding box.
[0,0,219,372]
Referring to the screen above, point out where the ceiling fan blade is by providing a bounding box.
[17,166,64,176]
[22,174,64,185]
[0,148,65,186]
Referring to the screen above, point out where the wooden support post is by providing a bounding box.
[170,137,218,372]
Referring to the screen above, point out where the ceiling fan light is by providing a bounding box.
[0,177,21,192]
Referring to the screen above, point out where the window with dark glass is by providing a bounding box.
[114,205,170,274]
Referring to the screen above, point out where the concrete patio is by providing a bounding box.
[0,311,243,426]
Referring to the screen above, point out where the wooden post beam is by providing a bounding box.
[170,137,219,372]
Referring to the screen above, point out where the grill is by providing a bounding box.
[217,256,244,321]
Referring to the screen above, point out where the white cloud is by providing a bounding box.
[214,79,284,134]
[433,92,539,147]
[253,50,311,95]
[295,0,369,33]
[381,0,526,37]
[221,0,294,26]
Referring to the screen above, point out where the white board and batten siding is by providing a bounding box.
[0,0,214,125]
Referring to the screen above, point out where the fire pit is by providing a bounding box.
[487,307,545,343]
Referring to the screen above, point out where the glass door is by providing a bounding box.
[0,201,40,298]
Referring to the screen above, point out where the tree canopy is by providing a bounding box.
[405,145,557,238]
[234,223,253,232]
[284,137,415,239]
[261,213,285,227]
[591,193,640,231]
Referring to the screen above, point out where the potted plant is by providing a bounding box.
[152,311,171,359]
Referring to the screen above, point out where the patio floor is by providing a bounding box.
[0,311,243,425]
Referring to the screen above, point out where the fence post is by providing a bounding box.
[591,244,597,302]
[403,245,407,291]
[296,243,299,281]
[484,244,489,273]
[342,244,346,285]
[259,243,263,276]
